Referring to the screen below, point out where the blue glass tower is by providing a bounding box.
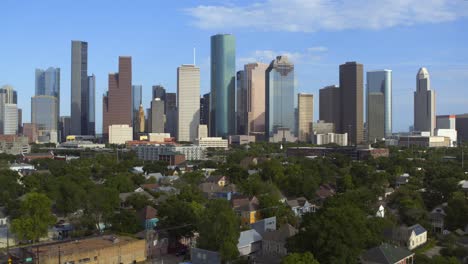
[210,34,236,138]
[366,70,392,142]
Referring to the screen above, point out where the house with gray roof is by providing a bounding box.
[361,243,414,264]
[190,247,221,264]
[261,224,297,258]
[237,229,262,257]
[384,224,427,250]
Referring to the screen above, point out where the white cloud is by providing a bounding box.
[238,47,322,66]
[186,0,468,32]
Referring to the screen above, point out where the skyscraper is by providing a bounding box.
[319,85,340,132]
[103,56,132,139]
[151,98,165,133]
[367,70,392,142]
[138,105,145,133]
[244,62,268,137]
[71,40,88,135]
[0,85,18,135]
[59,116,71,142]
[265,56,296,141]
[177,64,200,142]
[200,93,210,125]
[87,74,95,135]
[132,85,142,136]
[35,67,61,138]
[165,93,177,137]
[339,61,364,145]
[414,67,436,135]
[152,85,166,101]
[31,95,58,142]
[298,93,314,142]
[210,34,236,138]
[236,70,247,134]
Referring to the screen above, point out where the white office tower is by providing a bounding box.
[3,104,18,135]
[177,64,200,142]
[414,68,436,135]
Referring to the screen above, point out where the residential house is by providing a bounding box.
[261,224,298,258]
[361,243,414,264]
[286,197,316,216]
[119,191,154,208]
[251,217,277,236]
[237,229,262,257]
[138,206,158,230]
[315,184,336,204]
[376,205,385,218]
[205,175,228,187]
[141,183,159,192]
[429,206,447,233]
[232,195,261,225]
[191,248,221,264]
[385,224,427,250]
[198,182,237,200]
[396,173,410,188]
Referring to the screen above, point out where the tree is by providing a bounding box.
[281,252,320,264]
[445,191,468,230]
[110,210,143,234]
[105,173,135,192]
[0,170,24,206]
[258,192,296,227]
[126,193,154,210]
[197,199,240,262]
[84,186,119,229]
[11,192,56,242]
[157,197,201,239]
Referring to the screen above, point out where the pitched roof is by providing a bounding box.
[286,197,309,208]
[408,224,426,236]
[232,196,260,212]
[141,183,159,190]
[315,184,336,199]
[139,205,157,220]
[262,224,298,242]
[237,229,262,248]
[361,243,414,264]
[251,216,277,235]
[206,175,226,183]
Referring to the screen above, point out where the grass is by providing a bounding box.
[414,238,437,254]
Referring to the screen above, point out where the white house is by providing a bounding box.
[286,197,316,216]
[376,205,385,218]
[237,229,262,256]
[407,224,427,250]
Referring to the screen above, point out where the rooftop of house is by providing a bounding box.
[361,243,414,264]
[138,205,158,220]
[237,229,262,248]
[231,195,259,211]
[408,224,427,236]
[315,184,336,199]
[262,224,298,242]
[250,216,277,235]
[286,197,309,208]
[205,175,226,183]
[119,191,154,201]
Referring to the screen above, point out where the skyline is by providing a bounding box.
[1,0,468,134]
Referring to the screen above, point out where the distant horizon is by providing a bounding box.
[1,0,467,134]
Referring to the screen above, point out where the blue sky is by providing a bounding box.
[1,0,468,133]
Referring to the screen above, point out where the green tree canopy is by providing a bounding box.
[281,252,320,264]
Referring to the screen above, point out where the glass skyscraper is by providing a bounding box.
[31,95,58,142]
[132,85,142,135]
[87,74,95,135]
[366,70,392,142]
[210,34,236,138]
[265,56,296,140]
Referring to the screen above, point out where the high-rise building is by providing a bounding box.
[35,67,61,138]
[165,93,177,137]
[236,70,247,134]
[456,114,468,142]
[103,56,132,139]
[436,115,456,130]
[87,74,95,135]
[177,64,200,142]
[414,67,436,135]
[132,85,142,136]
[319,85,340,132]
[0,85,17,104]
[138,105,145,133]
[152,85,166,101]
[151,98,165,133]
[298,93,314,142]
[265,56,296,142]
[71,40,89,135]
[367,70,392,142]
[210,34,236,138]
[200,93,210,125]
[17,108,22,134]
[31,95,58,143]
[59,116,71,142]
[0,85,18,135]
[245,62,268,137]
[339,61,364,145]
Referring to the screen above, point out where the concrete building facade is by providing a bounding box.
[177,64,200,142]
[108,124,133,145]
[319,85,340,132]
[414,67,436,135]
[340,61,364,145]
[245,62,268,138]
[298,93,314,142]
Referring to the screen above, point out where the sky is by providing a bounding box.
[1,0,468,134]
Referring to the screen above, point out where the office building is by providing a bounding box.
[265,56,296,142]
[236,70,247,134]
[132,85,142,135]
[210,34,236,137]
[340,62,364,145]
[59,116,71,142]
[138,104,145,133]
[367,70,392,142]
[177,64,200,142]
[151,98,165,133]
[456,114,468,142]
[0,85,17,104]
[436,115,456,130]
[244,62,268,138]
[298,93,314,142]
[198,124,208,139]
[31,96,58,143]
[103,56,132,139]
[135,144,206,161]
[435,129,457,147]
[200,93,210,125]
[35,67,60,132]
[0,85,18,135]
[87,74,95,135]
[3,104,18,135]
[313,121,335,135]
[319,85,340,132]
[313,133,348,146]
[0,135,30,155]
[229,135,256,145]
[23,123,38,143]
[17,108,22,134]
[196,137,229,149]
[165,93,177,137]
[152,85,166,101]
[70,40,89,135]
[148,133,171,142]
[399,135,450,148]
[414,67,436,135]
[109,124,133,145]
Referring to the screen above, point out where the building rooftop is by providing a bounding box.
[361,243,414,264]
